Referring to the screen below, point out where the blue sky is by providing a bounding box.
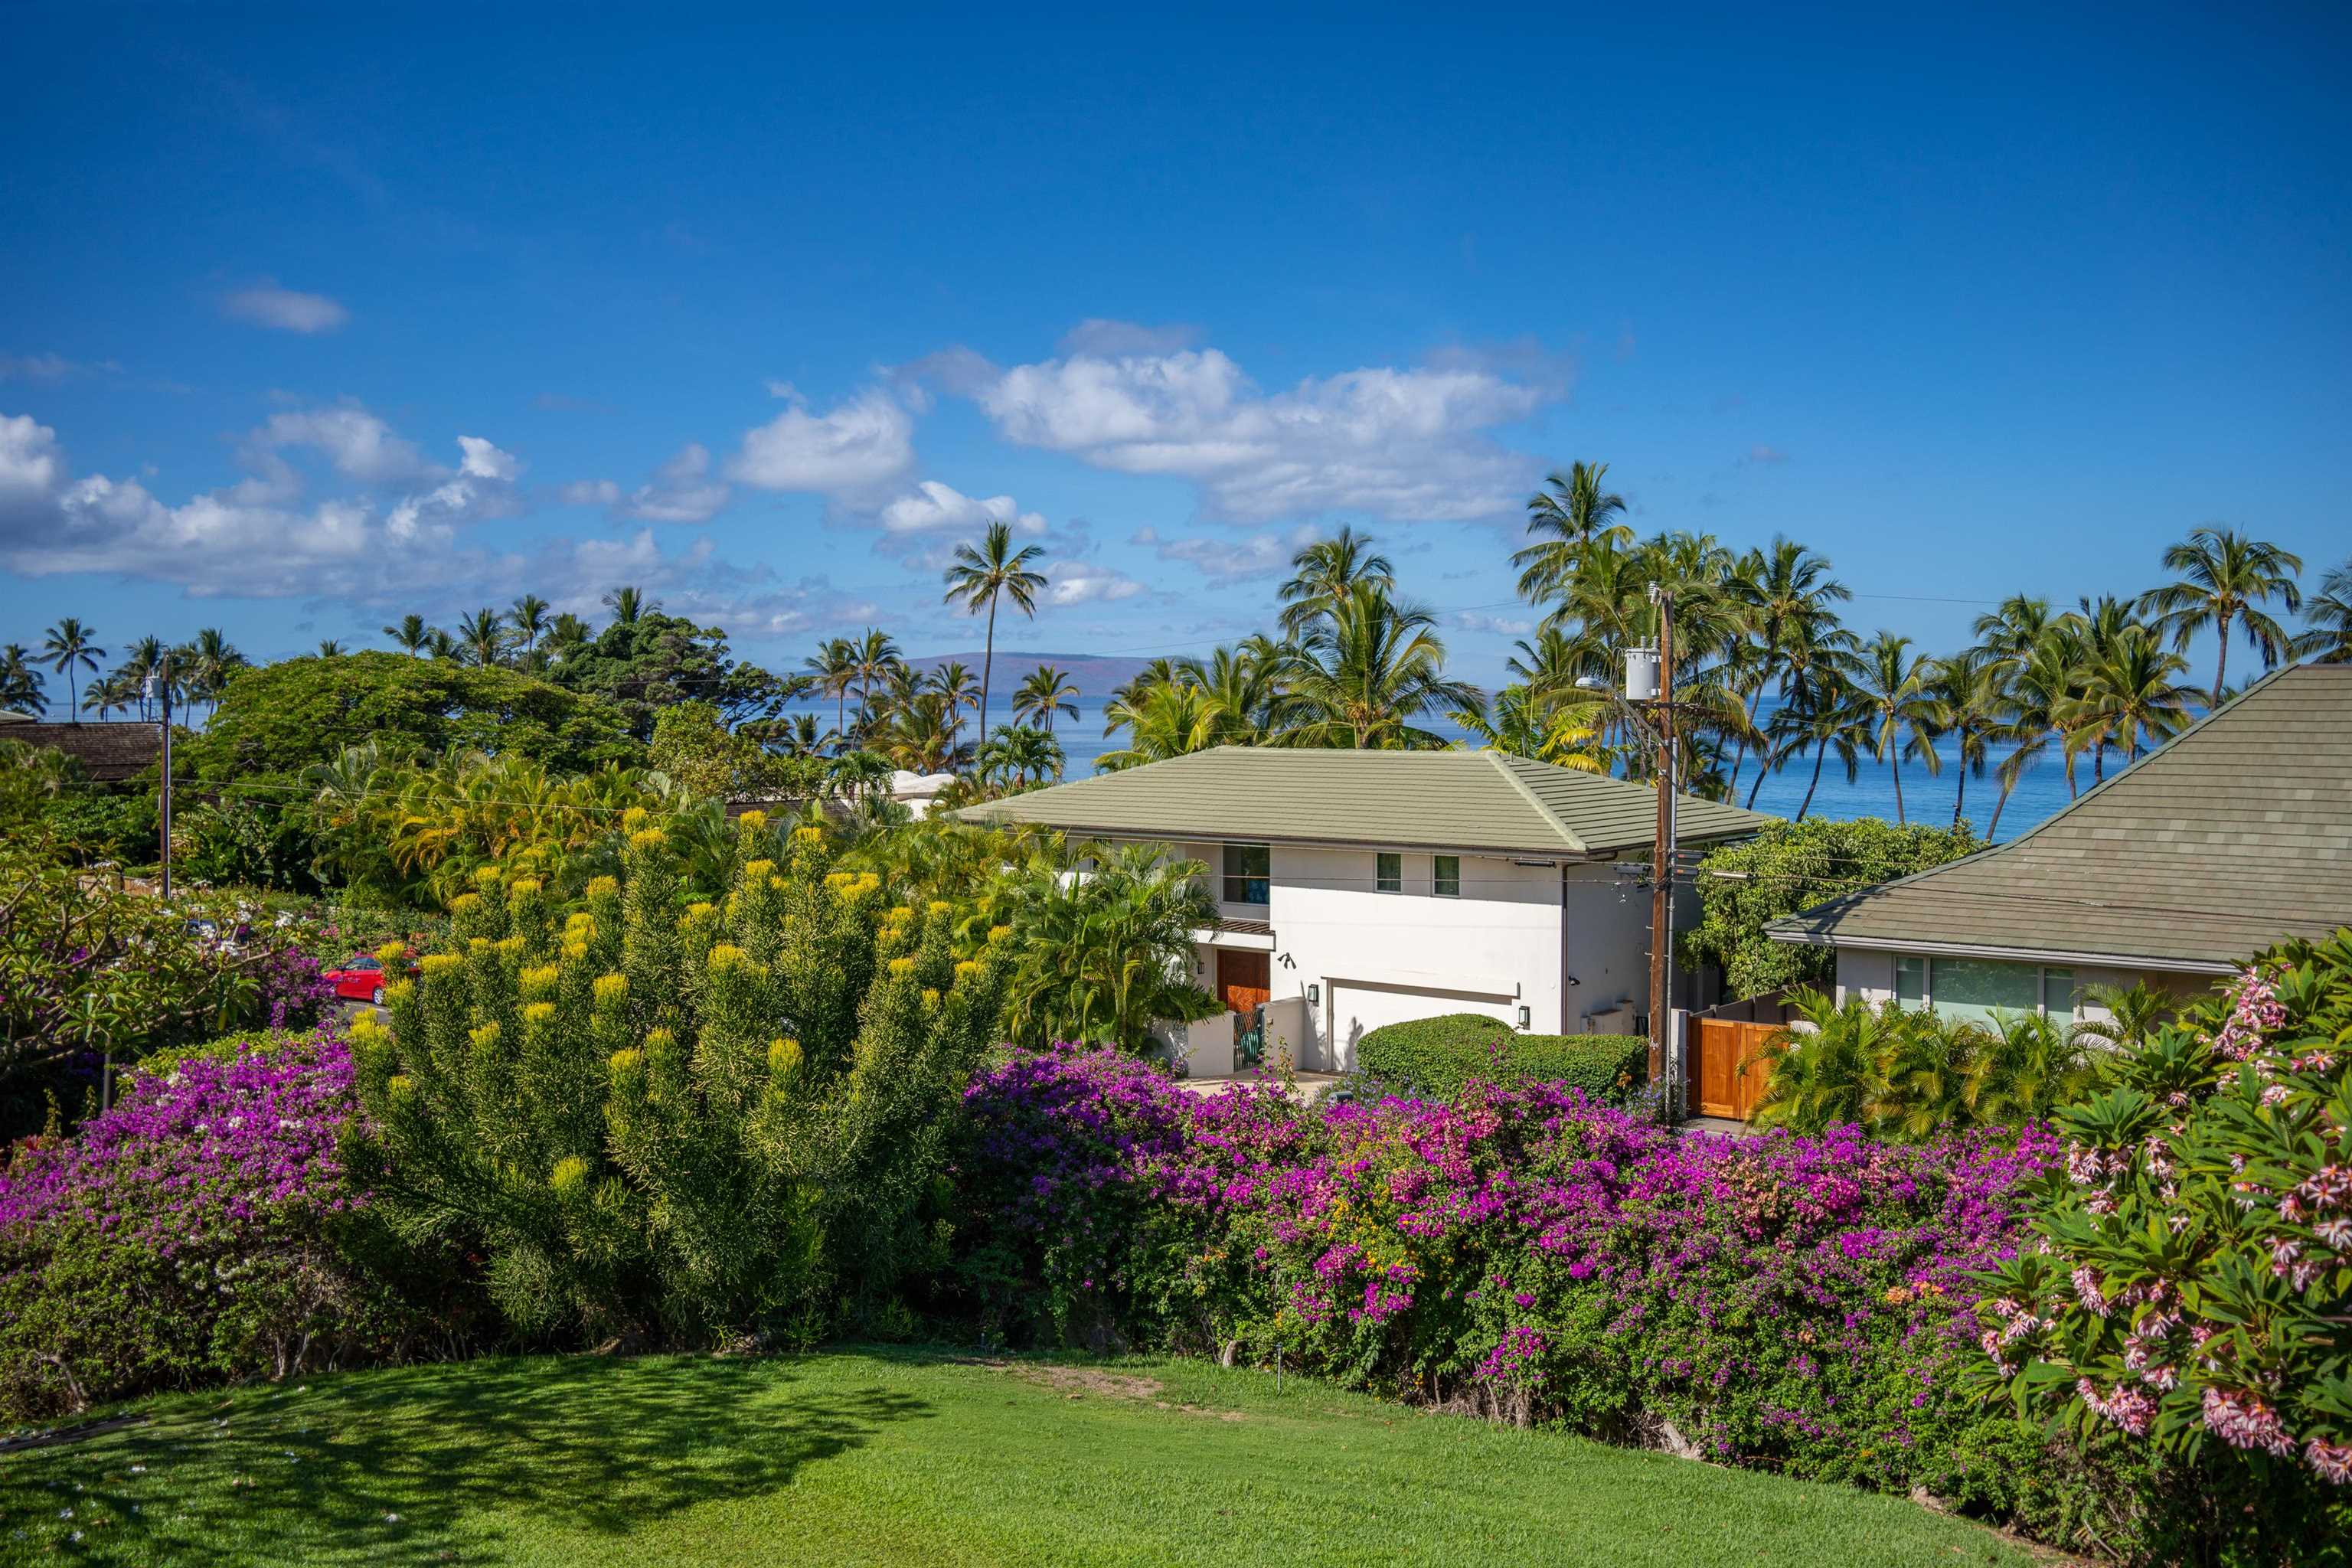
[2,3,2346,695]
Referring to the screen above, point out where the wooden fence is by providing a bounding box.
[1687,1018,1779,1122]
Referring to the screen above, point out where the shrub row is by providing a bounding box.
[1355,1011,1647,1101]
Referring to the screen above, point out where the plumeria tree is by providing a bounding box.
[1975,929,2352,1554]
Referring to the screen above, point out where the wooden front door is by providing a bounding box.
[1217,949,1271,1015]
[1689,1019,1779,1121]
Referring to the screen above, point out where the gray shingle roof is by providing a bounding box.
[954,746,1773,858]
[1768,664,2352,972]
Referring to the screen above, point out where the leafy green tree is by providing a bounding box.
[544,608,786,740]
[1282,584,1481,749]
[1,644,47,715]
[941,520,1047,749]
[648,701,821,802]
[1682,817,1982,998]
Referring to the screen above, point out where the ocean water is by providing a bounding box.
[792,697,2096,843]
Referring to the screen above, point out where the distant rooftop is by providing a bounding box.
[956,746,1773,858]
[3,720,164,782]
[1769,664,2352,972]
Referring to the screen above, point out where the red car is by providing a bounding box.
[322,954,416,1005]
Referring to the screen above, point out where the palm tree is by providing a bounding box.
[1745,616,1860,810]
[2138,527,2304,707]
[1012,665,1082,733]
[980,723,1065,788]
[2069,982,2177,1050]
[1985,630,2081,835]
[316,639,347,657]
[1927,648,2007,829]
[2289,557,2352,665]
[1096,681,1224,770]
[40,619,103,721]
[509,594,552,659]
[1451,685,1610,772]
[996,842,1220,1051]
[804,637,858,738]
[941,519,1048,750]
[928,661,982,745]
[384,613,432,656]
[1277,527,1395,636]
[1723,537,1851,795]
[1749,991,1903,1133]
[1283,585,1481,750]
[456,608,508,667]
[2066,624,2197,766]
[112,635,167,719]
[184,627,247,719]
[603,585,651,626]
[1850,631,1942,825]
[426,627,463,662]
[1964,1011,2098,1129]
[1971,594,2055,662]
[1511,461,1632,602]
[1182,637,1297,745]
[0,643,46,715]
[848,628,903,736]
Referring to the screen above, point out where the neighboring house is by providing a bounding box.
[1767,664,2352,1026]
[958,746,1772,1073]
[5,720,164,782]
[889,769,959,819]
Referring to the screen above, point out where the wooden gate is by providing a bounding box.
[1689,1018,1779,1122]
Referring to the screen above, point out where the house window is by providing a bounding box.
[1375,852,1402,893]
[1222,842,1269,906]
[1432,855,1460,897]
[1896,956,2079,1024]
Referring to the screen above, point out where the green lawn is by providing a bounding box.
[0,1348,2037,1567]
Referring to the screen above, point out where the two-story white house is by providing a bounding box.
[958,746,1772,1074]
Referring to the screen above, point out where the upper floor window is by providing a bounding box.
[1222,842,1270,906]
[1375,852,1403,893]
[1433,855,1460,897]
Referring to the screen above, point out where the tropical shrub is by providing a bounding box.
[959,1050,2141,1552]
[1749,991,2105,1139]
[1974,930,2352,1560]
[1355,1013,1648,1102]
[346,811,1010,1344]
[1682,818,1981,998]
[987,841,1219,1050]
[0,1027,428,1419]
[647,699,825,802]
[0,846,338,1116]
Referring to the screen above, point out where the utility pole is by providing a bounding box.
[151,652,173,900]
[1648,587,1674,1094]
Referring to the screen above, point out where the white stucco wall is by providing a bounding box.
[1560,862,1653,1034]
[1259,844,1565,1072]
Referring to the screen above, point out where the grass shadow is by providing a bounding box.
[4,1354,933,1565]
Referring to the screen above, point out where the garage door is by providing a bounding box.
[1325,979,1516,1072]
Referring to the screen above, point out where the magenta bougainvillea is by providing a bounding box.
[0,1028,418,1417]
[958,1046,2092,1530]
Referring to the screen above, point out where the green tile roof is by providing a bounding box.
[1769,664,2352,972]
[953,746,1774,858]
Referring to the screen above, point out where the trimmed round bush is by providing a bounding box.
[1357,1012,1647,1102]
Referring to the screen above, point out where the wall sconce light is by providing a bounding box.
[1517,1004,1532,1029]
[1306,983,1320,1006]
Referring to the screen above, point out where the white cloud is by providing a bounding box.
[0,352,116,382]
[221,283,351,334]
[1057,318,1198,356]
[1453,609,1533,635]
[1743,443,1789,466]
[1042,560,1144,606]
[0,407,525,599]
[557,444,730,524]
[250,407,433,484]
[971,346,1550,521]
[874,479,1044,537]
[1144,523,1318,582]
[457,436,521,482]
[727,386,913,497]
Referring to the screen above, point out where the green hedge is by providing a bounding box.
[1356,1013,1648,1102]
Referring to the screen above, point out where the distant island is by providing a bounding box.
[895,651,1159,695]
